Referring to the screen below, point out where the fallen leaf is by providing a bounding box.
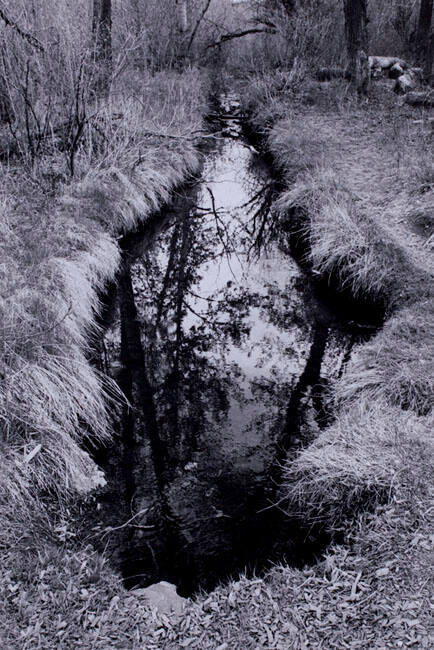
[375,568,390,578]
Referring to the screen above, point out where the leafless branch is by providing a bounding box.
[205,27,276,50]
[0,6,45,52]
[206,186,240,280]
[186,0,213,53]
[100,508,155,540]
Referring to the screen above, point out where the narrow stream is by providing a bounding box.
[97,95,374,596]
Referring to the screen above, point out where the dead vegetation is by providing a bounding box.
[2,69,431,649]
[233,69,433,648]
[0,69,207,557]
[275,169,423,309]
[241,74,434,314]
[335,302,434,415]
[283,400,432,527]
[1,476,432,648]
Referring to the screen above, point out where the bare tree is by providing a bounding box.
[186,0,212,54]
[93,0,112,91]
[343,0,370,94]
[0,4,45,124]
[0,5,44,51]
[415,0,433,82]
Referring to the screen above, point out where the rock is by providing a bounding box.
[394,68,423,94]
[369,56,405,70]
[132,581,187,615]
[389,62,405,79]
[369,56,408,79]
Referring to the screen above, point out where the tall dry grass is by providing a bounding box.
[283,399,433,531]
[0,66,208,546]
[275,168,423,309]
[335,301,434,416]
[241,50,433,550]
[0,188,118,543]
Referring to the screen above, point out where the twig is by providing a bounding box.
[350,571,362,599]
[206,186,242,280]
[100,508,154,539]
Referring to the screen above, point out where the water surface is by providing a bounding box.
[101,98,363,594]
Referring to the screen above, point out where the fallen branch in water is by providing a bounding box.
[99,509,155,540]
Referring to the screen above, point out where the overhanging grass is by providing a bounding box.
[241,72,433,313]
[268,121,329,177]
[222,71,434,647]
[282,400,432,531]
[0,68,208,549]
[335,301,434,416]
[246,73,433,537]
[1,66,431,650]
[70,146,200,235]
[275,168,432,311]
[0,205,119,550]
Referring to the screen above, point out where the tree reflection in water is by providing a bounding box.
[107,119,359,594]
[130,135,311,476]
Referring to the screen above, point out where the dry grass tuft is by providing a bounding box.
[335,301,434,415]
[0,68,207,549]
[282,400,432,531]
[268,121,330,177]
[0,196,120,543]
[275,168,421,308]
[70,146,200,235]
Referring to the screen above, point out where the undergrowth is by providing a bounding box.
[283,400,432,530]
[335,301,434,416]
[275,170,418,309]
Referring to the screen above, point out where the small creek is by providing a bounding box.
[96,95,375,596]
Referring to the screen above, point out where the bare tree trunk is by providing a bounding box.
[415,0,433,83]
[177,0,188,34]
[93,0,112,93]
[130,0,147,66]
[343,0,370,94]
[0,81,11,123]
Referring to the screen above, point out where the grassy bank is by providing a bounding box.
[228,73,433,646]
[0,66,208,637]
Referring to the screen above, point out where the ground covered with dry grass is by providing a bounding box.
[1,72,433,648]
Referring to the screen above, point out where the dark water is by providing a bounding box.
[99,95,370,596]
